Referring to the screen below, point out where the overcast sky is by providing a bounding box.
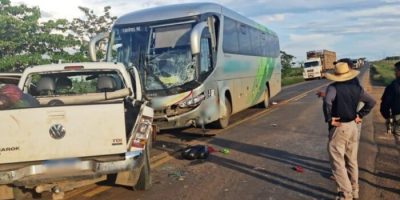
[12,0,400,61]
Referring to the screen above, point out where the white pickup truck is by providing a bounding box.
[0,73,21,85]
[0,63,154,200]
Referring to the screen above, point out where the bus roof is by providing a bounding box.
[114,3,277,36]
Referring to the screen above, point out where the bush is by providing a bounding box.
[371,60,398,86]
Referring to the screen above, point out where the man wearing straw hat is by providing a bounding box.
[323,62,376,200]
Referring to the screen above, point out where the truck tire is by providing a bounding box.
[214,98,231,129]
[13,187,39,200]
[134,137,152,191]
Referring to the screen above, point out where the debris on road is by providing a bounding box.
[272,101,278,105]
[181,145,209,160]
[271,123,278,127]
[219,148,230,154]
[168,170,185,181]
[253,166,266,171]
[207,145,217,153]
[293,165,304,173]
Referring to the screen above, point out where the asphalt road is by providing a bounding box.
[61,68,370,200]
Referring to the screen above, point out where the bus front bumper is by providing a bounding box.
[153,105,214,130]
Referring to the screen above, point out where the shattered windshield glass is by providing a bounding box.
[147,24,195,91]
[108,23,195,92]
[107,26,151,68]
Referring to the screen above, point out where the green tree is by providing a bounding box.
[280,50,296,75]
[70,6,117,58]
[0,0,85,72]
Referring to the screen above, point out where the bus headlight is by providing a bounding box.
[178,93,206,108]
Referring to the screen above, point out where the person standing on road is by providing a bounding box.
[323,62,376,200]
[316,58,357,98]
[380,61,400,134]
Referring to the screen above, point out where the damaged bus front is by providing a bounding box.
[90,3,281,130]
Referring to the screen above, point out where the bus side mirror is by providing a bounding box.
[190,22,208,55]
[89,32,110,62]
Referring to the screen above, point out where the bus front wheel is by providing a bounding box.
[259,87,270,108]
[214,99,231,129]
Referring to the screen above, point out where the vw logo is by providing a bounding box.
[49,124,66,140]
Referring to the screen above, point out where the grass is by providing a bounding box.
[282,68,304,86]
[370,60,398,86]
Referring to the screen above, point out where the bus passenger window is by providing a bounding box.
[223,17,239,53]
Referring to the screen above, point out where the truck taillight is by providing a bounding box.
[131,118,152,149]
[64,66,84,70]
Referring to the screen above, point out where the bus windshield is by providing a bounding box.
[304,61,320,68]
[107,23,195,92]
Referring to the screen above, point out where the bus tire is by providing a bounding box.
[215,98,231,129]
[134,136,152,191]
[259,87,270,108]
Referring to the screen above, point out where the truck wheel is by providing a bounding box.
[134,138,152,191]
[13,187,39,200]
[214,98,231,129]
[259,87,270,108]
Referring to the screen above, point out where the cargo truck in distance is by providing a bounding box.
[303,50,336,80]
[0,63,154,200]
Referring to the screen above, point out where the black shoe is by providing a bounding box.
[335,192,345,200]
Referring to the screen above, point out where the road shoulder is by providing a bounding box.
[359,68,400,200]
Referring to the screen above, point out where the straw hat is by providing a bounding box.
[326,62,360,82]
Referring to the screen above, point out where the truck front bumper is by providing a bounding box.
[303,72,322,79]
[0,150,144,186]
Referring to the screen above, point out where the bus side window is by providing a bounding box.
[199,38,212,79]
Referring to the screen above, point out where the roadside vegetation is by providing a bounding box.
[282,68,304,86]
[370,57,399,86]
[281,50,304,86]
[0,0,115,72]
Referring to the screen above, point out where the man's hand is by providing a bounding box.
[355,115,362,124]
[331,117,341,127]
[316,91,325,98]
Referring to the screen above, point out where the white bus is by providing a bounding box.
[90,3,281,130]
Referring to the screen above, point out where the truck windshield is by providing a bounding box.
[107,23,195,92]
[304,61,320,68]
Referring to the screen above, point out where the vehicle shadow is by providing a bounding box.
[359,168,400,194]
[208,137,331,174]
[163,135,337,199]
[207,154,336,199]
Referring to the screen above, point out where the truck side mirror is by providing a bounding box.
[190,22,208,55]
[89,32,110,62]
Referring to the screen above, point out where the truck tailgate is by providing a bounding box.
[0,103,127,164]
